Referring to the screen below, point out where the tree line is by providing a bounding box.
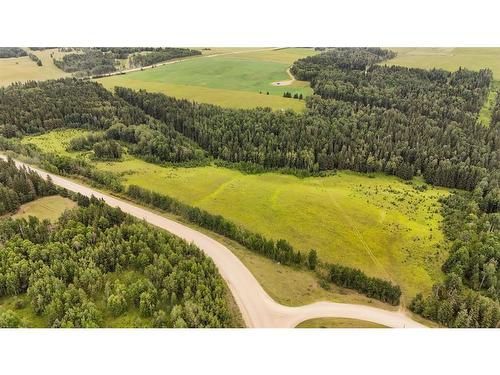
[0,157,57,215]
[53,50,118,76]
[0,197,236,328]
[440,174,499,299]
[128,48,201,68]
[0,48,27,58]
[282,92,303,99]
[409,170,499,327]
[410,274,499,328]
[52,48,201,76]
[28,53,42,66]
[0,79,205,163]
[329,263,401,305]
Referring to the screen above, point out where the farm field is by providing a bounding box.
[12,195,76,222]
[386,48,500,79]
[23,129,451,301]
[0,48,69,86]
[97,47,317,111]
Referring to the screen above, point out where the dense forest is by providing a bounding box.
[95,47,200,65]
[0,48,27,58]
[53,50,118,76]
[0,195,236,328]
[0,157,57,215]
[128,48,201,68]
[406,88,500,327]
[116,47,499,190]
[409,172,500,327]
[0,79,205,163]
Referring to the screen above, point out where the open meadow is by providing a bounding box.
[23,129,451,301]
[12,195,76,222]
[97,47,317,111]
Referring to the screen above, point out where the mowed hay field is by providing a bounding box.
[23,129,451,301]
[386,48,500,80]
[97,48,317,111]
[13,195,77,222]
[0,48,70,86]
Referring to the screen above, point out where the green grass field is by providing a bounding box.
[296,318,387,328]
[13,195,76,222]
[12,195,76,221]
[386,48,500,80]
[478,81,499,126]
[182,216,397,310]
[97,48,317,111]
[22,128,93,155]
[23,129,451,301]
[0,48,70,87]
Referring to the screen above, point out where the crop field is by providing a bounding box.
[12,195,76,222]
[386,48,500,80]
[0,48,70,87]
[23,129,451,301]
[97,47,317,111]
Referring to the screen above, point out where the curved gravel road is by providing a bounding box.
[5,156,425,328]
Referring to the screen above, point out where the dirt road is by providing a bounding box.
[271,68,296,86]
[5,156,426,328]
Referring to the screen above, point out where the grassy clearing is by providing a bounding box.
[478,81,499,126]
[22,128,92,155]
[97,157,449,300]
[296,318,387,328]
[97,48,316,111]
[13,195,76,222]
[0,48,70,87]
[386,48,500,79]
[22,129,450,302]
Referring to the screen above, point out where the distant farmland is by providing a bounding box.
[386,48,500,79]
[0,48,70,86]
[97,48,317,111]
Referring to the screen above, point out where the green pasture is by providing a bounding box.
[97,48,317,111]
